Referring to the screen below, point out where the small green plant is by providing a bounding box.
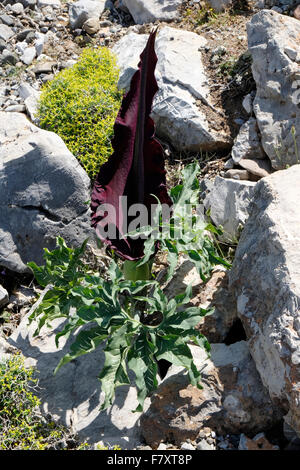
[219,57,238,77]
[0,354,87,450]
[274,125,299,168]
[95,443,122,450]
[194,5,219,26]
[291,125,299,164]
[37,48,122,180]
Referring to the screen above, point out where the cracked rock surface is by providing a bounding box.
[0,111,95,273]
[122,0,184,24]
[230,165,300,438]
[140,342,281,448]
[248,10,300,169]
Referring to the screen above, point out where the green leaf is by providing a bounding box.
[187,250,210,282]
[164,240,178,281]
[27,262,51,287]
[155,335,201,387]
[128,330,158,412]
[171,162,200,211]
[136,237,156,267]
[98,323,137,410]
[77,302,124,329]
[173,283,193,307]
[189,331,211,354]
[161,307,206,333]
[54,326,108,374]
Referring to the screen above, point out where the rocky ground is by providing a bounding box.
[1,0,300,452]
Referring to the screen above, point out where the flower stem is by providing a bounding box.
[123,260,152,281]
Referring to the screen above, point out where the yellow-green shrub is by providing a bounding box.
[37,48,122,180]
[0,354,88,450]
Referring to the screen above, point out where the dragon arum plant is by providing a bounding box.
[28,30,230,412]
[90,29,172,281]
[27,161,228,412]
[28,242,212,412]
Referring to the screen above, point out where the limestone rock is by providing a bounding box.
[82,17,100,35]
[35,32,45,57]
[229,165,300,438]
[294,5,300,20]
[0,112,95,273]
[164,261,238,343]
[231,118,266,164]
[0,336,19,363]
[31,61,56,74]
[207,0,232,12]
[19,0,37,7]
[18,82,41,122]
[239,433,279,450]
[248,10,300,169]
[6,293,150,448]
[192,270,238,343]
[5,104,26,113]
[69,0,105,30]
[202,176,256,242]
[242,93,253,115]
[224,169,253,181]
[197,439,216,450]
[1,49,18,66]
[0,24,14,41]
[238,158,272,179]
[122,0,184,24]
[140,342,281,447]
[0,285,9,308]
[261,0,295,10]
[37,0,61,7]
[21,46,36,66]
[112,27,232,152]
[10,2,24,15]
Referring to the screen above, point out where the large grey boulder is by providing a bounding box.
[6,293,150,449]
[202,176,256,243]
[69,0,106,30]
[229,165,300,437]
[0,112,94,273]
[248,10,300,169]
[141,342,281,447]
[112,27,232,152]
[122,0,184,24]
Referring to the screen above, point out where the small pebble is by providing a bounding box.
[181,442,195,451]
[157,443,167,450]
[5,104,26,112]
[196,440,215,451]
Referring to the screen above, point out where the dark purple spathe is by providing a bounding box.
[91,29,172,261]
